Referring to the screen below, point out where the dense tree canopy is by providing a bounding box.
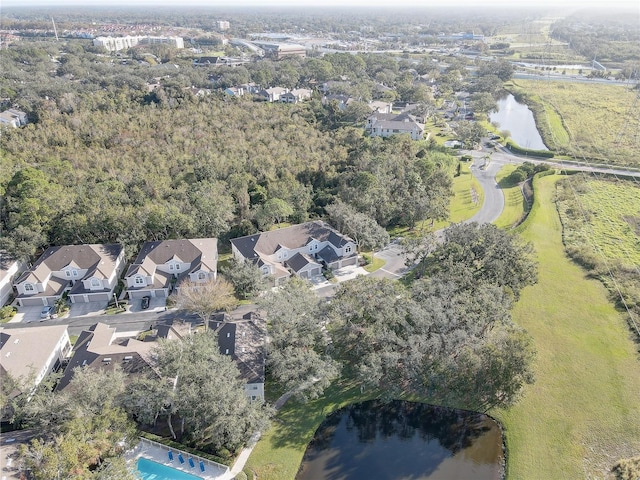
[259,279,339,401]
[18,369,137,480]
[147,331,272,452]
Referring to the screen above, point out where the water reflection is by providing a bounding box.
[297,400,504,480]
[489,94,548,151]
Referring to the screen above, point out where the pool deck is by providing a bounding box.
[127,437,229,480]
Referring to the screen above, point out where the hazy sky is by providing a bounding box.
[2,0,639,8]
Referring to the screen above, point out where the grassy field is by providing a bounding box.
[494,174,640,479]
[556,176,640,266]
[494,164,527,229]
[509,80,640,166]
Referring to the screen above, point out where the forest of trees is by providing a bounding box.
[1,39,466,261]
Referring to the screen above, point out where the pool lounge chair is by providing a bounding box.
[189,457,195,468]
[168,451,174,462]
[199,460,205,473]
[178,453,185,464]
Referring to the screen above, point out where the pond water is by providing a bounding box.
[296,400,504,480]
[489,94,548,151]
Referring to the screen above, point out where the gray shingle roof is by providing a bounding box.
[125,238,217,279]
[15,244,122,285]
[230,221,352,261]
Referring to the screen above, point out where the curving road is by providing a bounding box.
[461,145,640,227]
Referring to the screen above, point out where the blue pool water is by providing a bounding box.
[136,457,203,480]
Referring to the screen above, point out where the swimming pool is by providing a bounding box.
[136,457,203,480]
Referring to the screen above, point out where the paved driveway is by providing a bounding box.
[69,301,107,318]
[12,305,45,324]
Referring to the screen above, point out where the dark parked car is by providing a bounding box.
[141,296,151,310]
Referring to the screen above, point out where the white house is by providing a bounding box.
[13,244,125,306]
[257,87,288,102]
[365,112,426,141]
[0,325,71,396]
[280,88,312,104]
[125,238,217,299]
[0,109,28,128]
[230,221,357,285]
[0,253,26,306]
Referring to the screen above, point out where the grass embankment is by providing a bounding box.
[494,175,640,479]
[390,161,483,238]
[508,80,640,167]
[494,164,526,229]
[246,380,378,480]
[555,175,640,338]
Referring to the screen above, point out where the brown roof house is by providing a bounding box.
[0,325,71,396]
[13,244,125,307]
[211,312,266,402]
[56,323,182,390]
[125,238,217,299]
[230,221,357,286]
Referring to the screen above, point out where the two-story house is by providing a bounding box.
[13,244,125,306]
[280,88,312,104]
[56,322,160,391]
[230,221,357,286]
[365,112,426,141]
[0,252,26,306]
[212,312,266,402]
[125,238,217,299]
[0,325,71,398]
[257,87,288,102]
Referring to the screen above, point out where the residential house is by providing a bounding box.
[224,86,245,97]
[0,253,26,306]
[230,221,357,286]
[368,100,393,114]
[211,312,266,401]
[0,325,71,396]
[321,94,356,111]
[13,244,125,306]
[125,238,217,299]
[0,109,28,128]
[257,87,288,102]
[280,88,312,104]
[365,111,426,141]
[56,322,165,391]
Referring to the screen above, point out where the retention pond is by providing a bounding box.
[296,400,504,480]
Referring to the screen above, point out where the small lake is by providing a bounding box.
[296,400,504,480]
[489,94,548,151]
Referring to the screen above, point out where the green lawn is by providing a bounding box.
[246,380,378,480]
[494,175,640,479]
[390,161,483,238]
[493,164,527,229]
[361,251,386,273]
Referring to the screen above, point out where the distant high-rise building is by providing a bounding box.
[217,20,230,31]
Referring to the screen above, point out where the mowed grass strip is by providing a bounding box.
[494,175,640,479]
[493,164,526,229]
